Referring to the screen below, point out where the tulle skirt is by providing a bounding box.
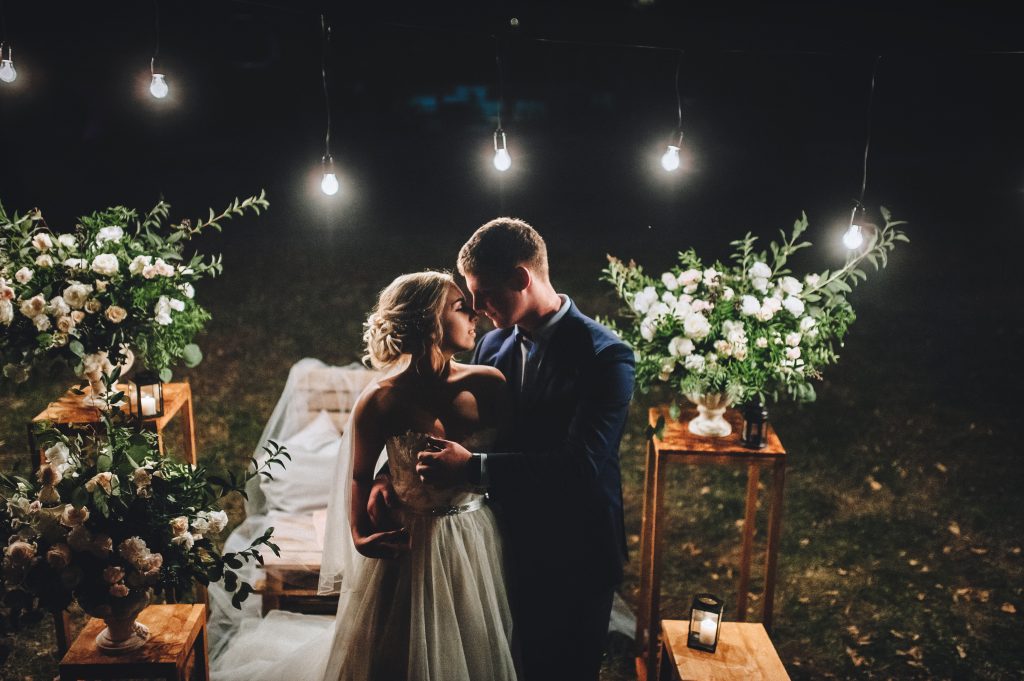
[211,504,517,681]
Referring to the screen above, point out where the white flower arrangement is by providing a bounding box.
[0,193,268,383]
[603,209,909,404]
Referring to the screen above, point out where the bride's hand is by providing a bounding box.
[368,474,400,530]
[354,527,410,560]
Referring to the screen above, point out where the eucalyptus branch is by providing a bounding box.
[205,440,291,500]
[174,190,269,237]
[804,208,908,298]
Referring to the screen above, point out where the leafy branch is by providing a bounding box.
[174,190,269,237]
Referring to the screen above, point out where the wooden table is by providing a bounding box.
[58,604,208,681]
[255,509,339,615]
[637,406,787,681]
[659,620,790,681]
[30,382,197,466]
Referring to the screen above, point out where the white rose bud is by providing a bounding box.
[171,532,195,550]
[683,312,711,340]
[683,354,706,372]
[35,254,54,268]
[179,282,195,299]
[804,273,821,287]
[780,276,803,295]
[740,295,760,317]
[668,336,694,357]
[129,255,152,275]
[95,226,124,245]
[785,347,802,360]
[786,332,802,347]
[661,272,679,291]
[56,316,75,333]
[799,316,817,332]
[733,344,748,360]
[57,234,77,248]
[722,286,735,300]
[756,337,769,349]
[640,318,656,342]
[32,233,54,252]
[748,262,772,279]
[170,516,189,536]
[15,267,33,284]
[783,295,805,316]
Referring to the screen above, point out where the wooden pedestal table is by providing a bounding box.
[658,620,791,681]
[58,604,208,681]
[30,382,197,467]
[31,382,198,655]
[636,406,787,681]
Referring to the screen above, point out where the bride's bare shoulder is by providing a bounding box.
[352,379,402,419]
[453,362,506,385]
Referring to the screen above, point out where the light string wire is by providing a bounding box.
[855,55,882,212]
[1,0,8,60]
[321,13,332,161]
[151,0,160,75]
[494,34,504,132]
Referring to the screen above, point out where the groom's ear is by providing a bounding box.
[508,266,531,293]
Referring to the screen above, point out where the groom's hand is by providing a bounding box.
[416,437,472,488]
[354,527,410,560]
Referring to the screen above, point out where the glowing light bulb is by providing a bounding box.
[843,223,864,250]
[661,145,680,171]
[321,172,339,196]
[493,148,511,172]
[0,59,16,84]
[149,73,168,98]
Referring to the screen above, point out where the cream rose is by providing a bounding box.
[62,283,93,309]
[0,300,12,325]
[91,253,119,276]
[84,299,102,314]
[105,306,128,324]
[129,255,152,275]
[170,516,189,536]
[35,254,54,268]
[14,267,33,284]
[95,226,124,245]
[61,504,90,527]
[56,316,75,333]
[57,233,77,248]
[85,471,114,495]
[32,233,53,252]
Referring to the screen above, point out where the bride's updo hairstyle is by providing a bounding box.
[363,270,455,372]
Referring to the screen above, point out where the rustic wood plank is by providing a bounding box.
[661,620,790,681]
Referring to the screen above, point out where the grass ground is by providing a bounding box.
[2,225,1022,680]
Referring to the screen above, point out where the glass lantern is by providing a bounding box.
[687,593,724,653]
[742,400,769,449]
[133,370,165,420]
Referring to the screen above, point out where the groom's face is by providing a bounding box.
[463,271,525,330]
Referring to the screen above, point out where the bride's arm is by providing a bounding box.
[349,388,409,559]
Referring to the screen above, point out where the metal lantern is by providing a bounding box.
[133,370,165,419]
[742,400,769,449]
[687,593,724,653]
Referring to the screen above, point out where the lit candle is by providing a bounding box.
[699,617,717,646]
[140,395,157,416]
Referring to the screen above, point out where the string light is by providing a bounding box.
[843,56,881,249]
[149,1,167,99]
[661,51,685,172]
[492,36,511,172]
[0,44,16,83]
[319,13,338,196]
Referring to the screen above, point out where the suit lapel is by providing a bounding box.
[492,332,519,385]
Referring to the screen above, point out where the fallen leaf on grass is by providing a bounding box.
[699,485,711,495]
[890,629,906,639]
[838,567,849,576]
[916,592,926,601]
[970,547,989,555]
[1001,602,1017,614]
[1012,547,1021,555]
[897,646,924,661]
[908,558,919,566]
[957,644,967,659]
[978,590,991,603]
[948,521,961,537]
[799,537,810,547]
[935,462,948,473]
[846,646,866,667]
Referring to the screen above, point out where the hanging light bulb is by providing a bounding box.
[321,156,339,196]
[842,223,864,250]
[0,45,16,83]
[149,73,168,98]
[493,129,511,172]
[661,131,684,171]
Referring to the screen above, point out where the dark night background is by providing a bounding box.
[3,1,1024,678]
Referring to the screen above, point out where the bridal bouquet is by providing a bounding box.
[0,192,269,384]
[603,209,908,404]
[0,381,286,620]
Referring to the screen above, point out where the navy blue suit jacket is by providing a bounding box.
[473,299,635,590]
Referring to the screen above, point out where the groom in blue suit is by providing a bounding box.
[417,217,635,681]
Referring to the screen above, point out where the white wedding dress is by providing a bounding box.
[211,425,518,681]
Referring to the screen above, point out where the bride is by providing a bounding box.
[211,271,518,681]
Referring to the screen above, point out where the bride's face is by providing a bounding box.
[439,283,478,353]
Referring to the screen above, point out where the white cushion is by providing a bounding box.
[261,410,342,514]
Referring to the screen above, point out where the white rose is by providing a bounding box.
[62,283,92,309]
[44,443,70,473]
[155,312,173,326]
[748,262,771,280]
[733,344,748,360]
[155,258,175,277]
[171,532,195,551]
[780,276,803,296]
[661,272,679,291]
[129,255,152,275]
[35,254,54,268]
[723,320,747,345]
[20,294,46,318]
[799,316,817,332]
[740,295,760,316]
[33,314,51,332]
[661,291,677,307]
[683,354,706,372]
[85,472,114,494]
[647,302,669,319]
[179,282,195,299]
[756,337,768,349]
[84,299,102,314]
[0,279,13,301]
[91,253,119,276]
[15,267,33,284]
[702,268,720,285]
[95,226,124,245]
[713,339,733,357]
[118,537,150,565]
[783,296,805,316]
[786,347,802,360]
[105,306,128,324]
[690,299,713,314]
[56,316,75,333]
[672,299,692,319]
[786,332,802,347]
[763,297,782,314]
[206,510,228,533]
[191,516,211,534]
[57,234,77,248]
[640,318,657,342]
[0,299,12,325]
[62,258,88,270]
[32,233,53,252]
[658,357,676,382]
[668,336,694,357]
[722,286,735,300]
[170,516,189,536]
[751,277,769,293]
[631,286,659,314]
[804,273,821,288]
[48,296,71,317]
[678,269,702,287]
[683,312,711,340]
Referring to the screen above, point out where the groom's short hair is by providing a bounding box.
[458,217,549,281]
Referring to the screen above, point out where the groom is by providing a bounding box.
[416,217,635,681]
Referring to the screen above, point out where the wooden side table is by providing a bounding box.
[30,381,197,467]
[636,406,787,681]
[58,604,208,681]
[659,620,791,681]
